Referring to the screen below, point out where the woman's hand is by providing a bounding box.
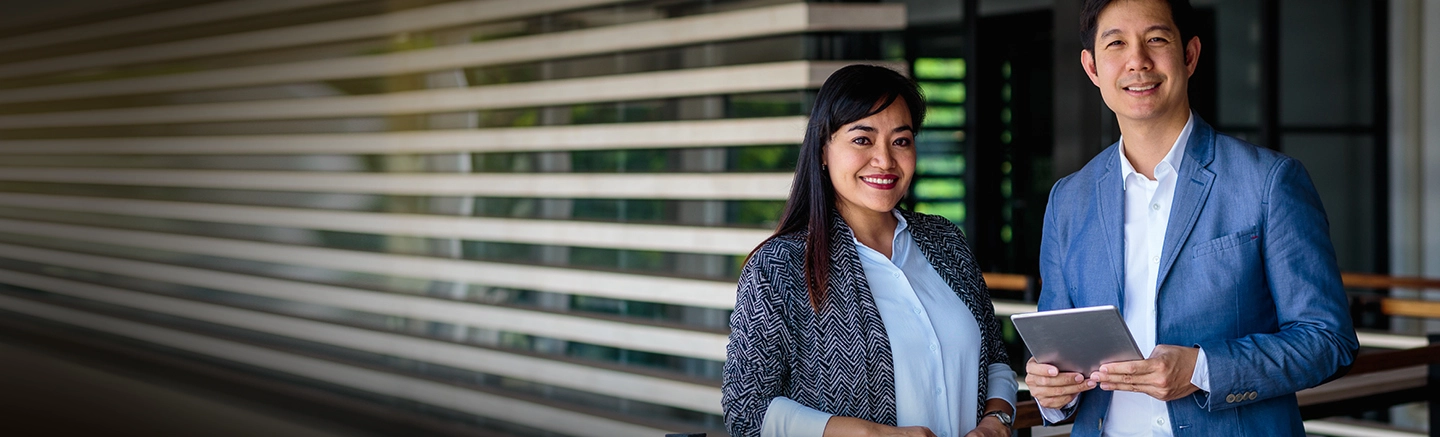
[823,416,937,437]
[961,416,1009,437]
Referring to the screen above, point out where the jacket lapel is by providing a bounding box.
[1156,118,1217,291]
[1095,146,1127,309]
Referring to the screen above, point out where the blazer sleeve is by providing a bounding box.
[1038,176,1076,313]
[723,253,796,437]
[1036,177,1078,425]
[1194,157,1359,411]
[964,237,1011,369]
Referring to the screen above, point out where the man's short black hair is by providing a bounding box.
[1080,0,1196,53]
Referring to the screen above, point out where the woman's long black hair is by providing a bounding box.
[752,64,926,312]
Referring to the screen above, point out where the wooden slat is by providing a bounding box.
[1381,298,1440,319]
[982,272,1029,292]
[1342,272,1440,290]
[1013,400,1048,429]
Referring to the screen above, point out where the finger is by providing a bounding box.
[1026,372,1086,387]
[1090,371,1142,385]
[1033,379,1097,398]
[1026,359,1060,377]
[1098,358,1152,375]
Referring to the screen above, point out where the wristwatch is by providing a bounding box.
[982,410,1014,429]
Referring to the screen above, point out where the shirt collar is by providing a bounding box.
[891,209,908,235]
[850,210,910,264]
[1118,111,1195,186]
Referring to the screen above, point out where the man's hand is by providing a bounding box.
[1090,344,1200,401]
[1025,358,1095,409]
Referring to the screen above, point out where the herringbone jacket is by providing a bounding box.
[723,208,1009,437]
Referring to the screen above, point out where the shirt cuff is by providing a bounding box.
[1037,396,1079,423]
[1190,347,1211,392]
[762,396,832,437]
[986,363,1019,413]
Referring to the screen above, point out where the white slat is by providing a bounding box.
[0,3,904,104]
[0,192,771,255]
[0,217,738,309]
[0,117,806,154]
[0,61,854,128]
[1303,420,1426,437]
[0,168,792,199]
[0,268,723,414]
[0,243,730,361]
[0,294,674,437]
[0,0,630,80]
[0,0,360,52]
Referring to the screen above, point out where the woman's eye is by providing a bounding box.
[852,137,872,145]
[893,138,912,147]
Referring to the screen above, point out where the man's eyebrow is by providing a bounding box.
[1099,24,1175,40]
[1146,24,1175,34]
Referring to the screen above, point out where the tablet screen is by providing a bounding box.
[1012,305,1144,375]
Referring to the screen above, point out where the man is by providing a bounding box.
[1025,0,1359,435]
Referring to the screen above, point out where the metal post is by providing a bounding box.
[1429,334,1437,437]
[1258,0,1281,150]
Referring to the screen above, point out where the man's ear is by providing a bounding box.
[1079,49,1101,86]
[1185,36,1202,76]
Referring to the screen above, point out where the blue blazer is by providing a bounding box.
[1038,117,1358,436]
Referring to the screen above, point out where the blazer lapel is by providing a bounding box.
[1095,145,1127,309]
[1156,118,1217,291]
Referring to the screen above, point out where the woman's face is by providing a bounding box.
[823,97,916,220]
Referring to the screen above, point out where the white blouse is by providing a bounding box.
[762,211,1017,437]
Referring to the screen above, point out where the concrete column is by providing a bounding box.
[1389,0,1440,336]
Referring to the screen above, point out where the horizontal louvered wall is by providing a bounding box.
[0,0,906,435]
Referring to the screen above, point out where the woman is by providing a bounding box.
[722,64,1016,437]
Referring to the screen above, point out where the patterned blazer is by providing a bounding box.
[722,208,1009,437]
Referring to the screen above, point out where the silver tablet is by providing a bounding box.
[1011,305,1144,375]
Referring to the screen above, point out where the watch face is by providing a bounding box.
[986,411,1013,426]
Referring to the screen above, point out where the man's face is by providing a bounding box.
[1081,0,1200,125]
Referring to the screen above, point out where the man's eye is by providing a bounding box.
[1106,40,1123,48]
[1149,37,1169,43]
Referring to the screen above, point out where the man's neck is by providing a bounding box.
[1118,110,1190,180]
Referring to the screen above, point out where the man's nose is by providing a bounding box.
[1126,46,1154,72]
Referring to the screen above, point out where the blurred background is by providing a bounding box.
[0,0,1436,436]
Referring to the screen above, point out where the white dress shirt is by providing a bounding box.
[762,210,1017,437]
[1039,112,1211,435]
